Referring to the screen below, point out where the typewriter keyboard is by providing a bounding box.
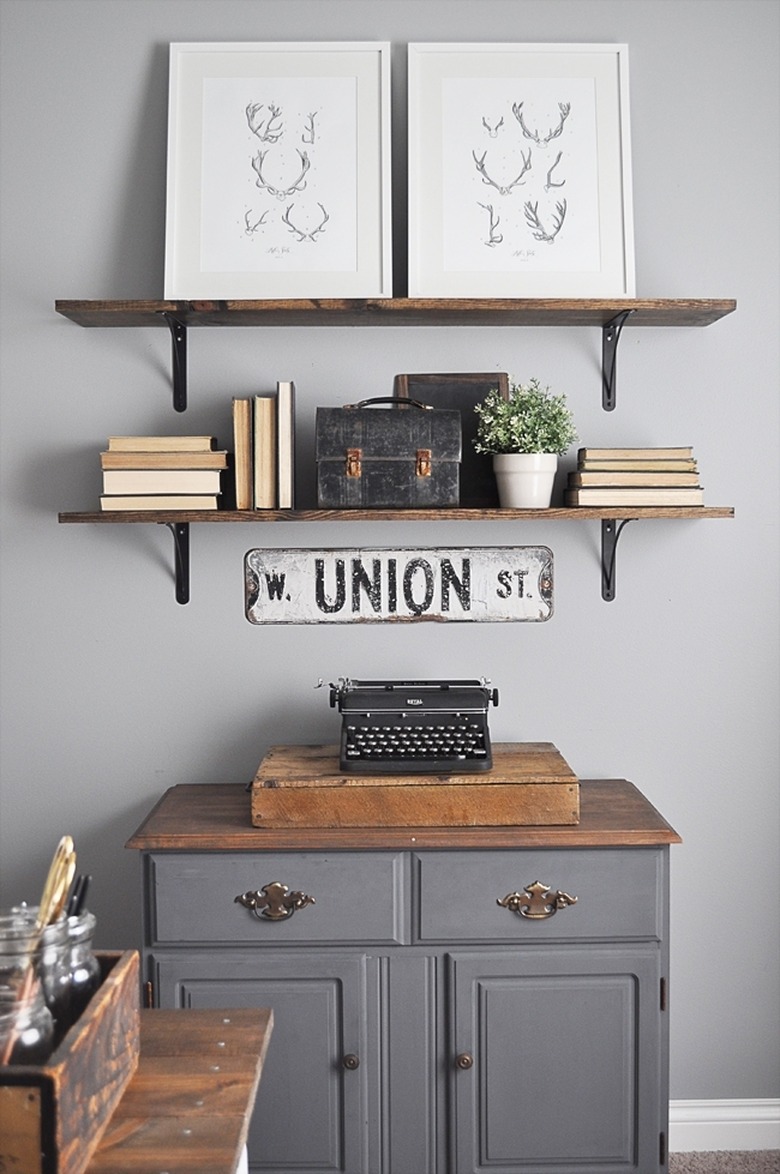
[341,713,491,774]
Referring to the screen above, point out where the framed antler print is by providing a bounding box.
[407,43,635,298]
[164,42,392,298]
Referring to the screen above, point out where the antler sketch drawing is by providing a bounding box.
[246,102,284,143]
[544,151,565,191]
[512,101,571,146]
[524,198,568,242]
[481,115,504,138]
[472,148,532,195]
[281,202,330,242]
[244,208,270,235]
[477,202,503,247]
[251,149,311,200]
[302,112,319,144]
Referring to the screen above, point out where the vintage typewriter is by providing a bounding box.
[329,679,499,774]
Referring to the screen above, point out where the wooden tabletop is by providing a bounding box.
[126,778,681,850]
[87,1008,273,1174]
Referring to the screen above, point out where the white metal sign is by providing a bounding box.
[245,547,553,624]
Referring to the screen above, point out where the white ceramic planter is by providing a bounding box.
[493,453,558,508]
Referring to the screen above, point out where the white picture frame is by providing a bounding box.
[408,43,635,298]
[164,42,392,299]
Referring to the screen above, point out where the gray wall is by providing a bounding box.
[1,0,777,1104]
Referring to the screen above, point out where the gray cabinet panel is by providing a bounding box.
[448,947,662,1173]
[150,851,407,944]
[383,953,444,1174]
[416,848,664,942]
[152,950,377,1174]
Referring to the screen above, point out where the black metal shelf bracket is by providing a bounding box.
[161,313,187,412]
[165,522,190,604]
[601,518,632,601]
[602,309,635,411]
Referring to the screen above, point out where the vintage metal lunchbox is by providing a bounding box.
[316,397,462,508]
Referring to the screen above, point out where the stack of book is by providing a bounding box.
[100,436,227,510]
[232,380,295,510]
[565,446,704,506]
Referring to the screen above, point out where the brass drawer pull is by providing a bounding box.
[497,880,578,920]
[455,1052,474,1070]
[234,881,316,921]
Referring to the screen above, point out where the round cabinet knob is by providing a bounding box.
[455,1052,474,1070]
[342,1053,360,1070]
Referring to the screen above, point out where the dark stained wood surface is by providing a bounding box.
[59,505,735,524]
[87,1009,273,1174]
[55,297,736,329]
[126,778,681,850]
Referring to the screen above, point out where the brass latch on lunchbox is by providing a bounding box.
[346,448,362,478]
[416,448,432,477]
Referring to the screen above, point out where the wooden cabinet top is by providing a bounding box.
[126,779,681,851]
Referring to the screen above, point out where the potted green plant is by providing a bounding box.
[473,378,577,507]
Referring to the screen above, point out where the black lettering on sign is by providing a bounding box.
[496,568,527,598]
[265,571,286,601]
[403,558,435,616]
[352,558,382,613]
[387,558,397,613]
[441,558,471,612]
[315,557,346,614]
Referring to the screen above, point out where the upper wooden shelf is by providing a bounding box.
[55,297,737,330]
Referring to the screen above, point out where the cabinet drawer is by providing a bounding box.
[415,848,665,942]
[149,851,406,944]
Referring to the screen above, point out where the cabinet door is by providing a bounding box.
[448,947,663,1173]
[151,950,377,1174]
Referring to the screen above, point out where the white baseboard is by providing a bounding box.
[669,1099,780,1152]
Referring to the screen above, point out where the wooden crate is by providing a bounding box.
[0,950,140,1174]
[252,742,580,827]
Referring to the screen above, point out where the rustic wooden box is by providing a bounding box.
[252,742,580,827]
[0,949,140,1174]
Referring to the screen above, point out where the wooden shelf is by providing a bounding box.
[59,506,734,524]
[54,296,737,413]
[58,506,734,606]
[55,296,737,329]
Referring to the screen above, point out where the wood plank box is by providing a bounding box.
[0,950,140,1174]
[251,742,580,828]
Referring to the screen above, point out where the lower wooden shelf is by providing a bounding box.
[56,505,734,606]
[58,505,734,523]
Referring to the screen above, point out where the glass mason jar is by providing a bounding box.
[0,909,55,1065]
[65,910,100,1024]
[39,916,71,1046]
[0,983,54,1065]
[1,907,71,1047]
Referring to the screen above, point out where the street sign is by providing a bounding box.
[245,546,553,624]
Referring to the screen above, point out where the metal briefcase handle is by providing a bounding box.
[344,396,433,411]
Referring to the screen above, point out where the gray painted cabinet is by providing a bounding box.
[129,781,679,1173]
